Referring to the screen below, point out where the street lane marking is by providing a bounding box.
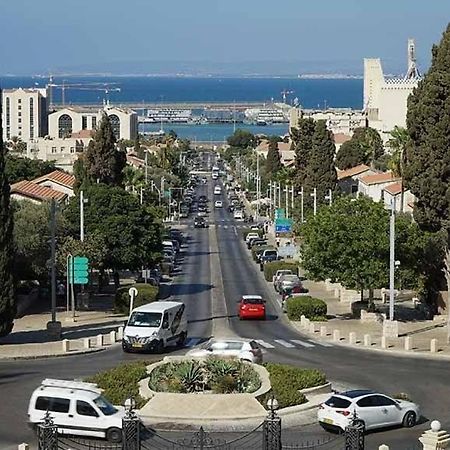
[186,338,201,348]
[291,339,315,348]
[233,226,237,236]
[274,339,295,348]
[255,339,275,349]
[224,225,228,229]
[311,340,333,347]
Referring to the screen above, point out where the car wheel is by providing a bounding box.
[122,345,130,353]
[106,427,122,443]
[403,411,417,428]
[177,332,187,347]
[156,340,165,354]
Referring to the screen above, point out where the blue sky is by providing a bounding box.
[1,0,449,74]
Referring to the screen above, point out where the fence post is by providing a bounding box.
[122,398,140,450]
[37,412,58,450]
[345,413,365,450]
[263,397,282,450]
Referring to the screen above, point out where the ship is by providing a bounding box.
[147,108,192,123]
[244,106,289,124]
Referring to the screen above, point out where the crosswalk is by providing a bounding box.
[185,337,333,350]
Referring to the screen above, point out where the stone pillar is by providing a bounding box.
[379,445,389,450]
[320,326,327,337]
[349,332,357,345]
[309,322,316,333]
[304,318,310,329]
[61,339,69,353]
[110,330,117,344]
[430,339,438,353]
[18,444,29,450]
[96,334,104,347]
[83,338,91,349]
[333,330,340,342]
[118,326,124,340]
[404,337,412,351]
[364,334,371,347]
[419,420,450,450]
[381,336,388,349]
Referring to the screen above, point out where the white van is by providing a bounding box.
[122,301,188,353]
[214,186,222,195]
[28,379,126,442]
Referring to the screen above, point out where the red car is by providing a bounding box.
[239,295,266,320]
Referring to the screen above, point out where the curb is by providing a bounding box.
[0,345,111,361]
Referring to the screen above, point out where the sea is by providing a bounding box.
[0,75,363,141]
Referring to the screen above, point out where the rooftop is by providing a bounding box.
[33,170,75,189]
[359,171,400,186]
[384,181,403,195]
[333,133,352,145]
[337,164,371,180]
[11,180,68,202]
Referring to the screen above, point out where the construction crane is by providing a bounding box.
[281,89,294,104]
[47,77,121,106]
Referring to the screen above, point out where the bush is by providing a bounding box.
[114,283,159,315]
[263,261,299,282]
[87,361,150,408]
[286,296,327,321]
[260,363,326,409]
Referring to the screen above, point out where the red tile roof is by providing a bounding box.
[384,181,403,195]
[337,164,371,180]
[359,171,400,186]
[33,170,75,189]
[11,180,67,202]
[72,130,94,139]
[333,133,352,145]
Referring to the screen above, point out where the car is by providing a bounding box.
[273,269,293,285]
[238,295,266,320]
[186,338,263,363]
[28,379,126,442]
[194,216,208,228]
[214,200,223,208]
[214,186,222,195]
[245,232,259,244]
[278,274,302,293]
[233,210,244,220]
[318,390,420,432]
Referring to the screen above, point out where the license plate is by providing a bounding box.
[132,343,143,348]
[323,418,333,425]
[249,308,259,312]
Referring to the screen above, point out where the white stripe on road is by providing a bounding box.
[224,225,228,229]
[255,339,275,349]
[291,339,315,348]
[274,339,295,348]
[311,340,333,347]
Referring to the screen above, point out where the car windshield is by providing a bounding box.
[128,312,162,328]
[265,251,277,256]
[243,297,263,304]
[94,396,118,416]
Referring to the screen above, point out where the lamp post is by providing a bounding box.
[311,188,317,216]
[300,187,304,223]
[144,150,148,185]
[285,184,289,219]
[389,197,396,321]
[80,190,88,242]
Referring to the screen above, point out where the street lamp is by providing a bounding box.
[389,197,396,321]
[80,190,88,242]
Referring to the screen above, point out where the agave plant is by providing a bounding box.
[173,361,204,393]
[205,358,239,380]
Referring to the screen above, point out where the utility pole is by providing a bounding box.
[269,182,272,219]
[389,197,396,321]
[256,153,260,221]
[300,187,304,223]
[50,199,57,323]
[291,185,294,210]
[285,184,289,219]
[311,188,317,216]
[145,150,148,185]
[80,190,85,242]
[278,182,281,210]
[325,189,332,206]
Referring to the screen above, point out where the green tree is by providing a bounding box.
[335,140,365,170]
[227,129,257,149]
[405,24,450,233]
[84,113,126,186]
[0,97,15,336]
[7,136,27,154]
[265,137,283,175]
[5,155,56,184]
[291,117,315,187]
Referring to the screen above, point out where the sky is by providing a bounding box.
[1,0,449,75]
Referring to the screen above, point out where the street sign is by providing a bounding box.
[275,218,293,233]
[275,208,285,220]
[69,256,89,285]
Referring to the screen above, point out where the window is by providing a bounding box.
[18,111,22,117]
[35,396,70,413]
[70,147,75,153]
[61,147,65,153]
[82,115,88,130]
[18,98,22,104]
[325,396,352,409]
[58,114,73,138]
[372,395,397,407]
[162,313,169,329]
[356,396,376,408]
[51,146,57,154]
[92,117,97,129]
[18,118,22,123]
[76,401,99,417]
[108,114,120,139]
[128,312,162,328]
[93,396,117,416]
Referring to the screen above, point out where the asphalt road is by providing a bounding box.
[0,176,448,449]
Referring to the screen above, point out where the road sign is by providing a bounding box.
[275,218,293,233]
[69,256,89,285]
[275,208,285,220]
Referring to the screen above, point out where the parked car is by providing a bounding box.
[233,210,244,220]
[259,249,279,265]
[28,379,126,442]
[214,186,222,195]
[278,274,302,293]
[245,232,260,245]
[238,295,266,320]
[194,216,208,228]
[318,390,420,432]
[214,200,223,208]
[273,269,293,286]
[169,229,184,244]
[186,338,263,363]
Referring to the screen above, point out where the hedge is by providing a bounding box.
[263,261,299,282]
[114,283,159,315]
[260,363,326,409]
[286,296,327,321]
[87,361,151,408]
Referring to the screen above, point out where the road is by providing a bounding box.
[0,177,449,449]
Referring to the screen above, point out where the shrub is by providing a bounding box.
[87,361,150,408]
[286,296,327,321]
[260,363,326,409]
[263,261,299,282]
[114,283,159,315]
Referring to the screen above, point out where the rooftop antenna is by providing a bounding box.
[405,38,421,80]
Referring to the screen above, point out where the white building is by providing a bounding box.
[358,171,401,202]
[1,88,48,142]
[48,105,138,141]
[364,39,421,141]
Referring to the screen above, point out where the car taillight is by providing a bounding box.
[337,410,351,416]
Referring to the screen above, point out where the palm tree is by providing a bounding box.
[123,166,145,193]
[387,126,410,213]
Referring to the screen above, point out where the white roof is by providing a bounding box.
[242,295,263,300]
[38,379,102,397]
[132,301,184,313]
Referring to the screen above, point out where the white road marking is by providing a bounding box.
[274,339,295,348]
[233,226,238,236]
[255,339,275,349]
[311,340,333,347]
[185,338,201,348]
[224,225,228,229]
[291,339,315,348]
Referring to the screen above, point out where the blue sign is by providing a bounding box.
[275,224,292,233]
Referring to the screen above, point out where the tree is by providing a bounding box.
[405,24,450,233]
[265,137,283,175]
[7,136,27,154]
[227,129,257,149]
[0,94,15,336]
[84,113,126,186]
[5,155,56,184]
[291,117,315,187]
[335,140,365,170]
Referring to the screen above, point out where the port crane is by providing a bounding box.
[281,89,294,104]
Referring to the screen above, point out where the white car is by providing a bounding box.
[318,390,420,432]
[186,338,263,363]
[245,232,259,244]
[233,210,244,220]
[214,200,223,208]
[214,186,222,195]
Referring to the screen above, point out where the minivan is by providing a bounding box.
[122,301,188,353]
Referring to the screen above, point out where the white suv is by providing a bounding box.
[28,379,126,442]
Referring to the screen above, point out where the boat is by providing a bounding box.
[147,108,192,123]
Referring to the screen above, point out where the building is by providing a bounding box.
[33,170,75,198]
[1,88,48,142]
[358,171,401,202]
[337,164,374,195]
[10,180,68,204]
[364,39,421,141]
[255,140,295,166]
[382,181,415,214]
[48,105,138,141]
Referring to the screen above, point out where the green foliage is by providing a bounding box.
[0,99,15,337]
[405,24,450,232]
[84,113,126,186]
[263,261,299,281]
[87,361,149,408]
[114,283,159,314]
[5,154,56,184]
[335,139,364,170]
[265,137,283,175]
[261,363,326,409]
[173,361,204,393]
[227,129,257,149]
[291,117,315,186]
[286,296,327,321]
